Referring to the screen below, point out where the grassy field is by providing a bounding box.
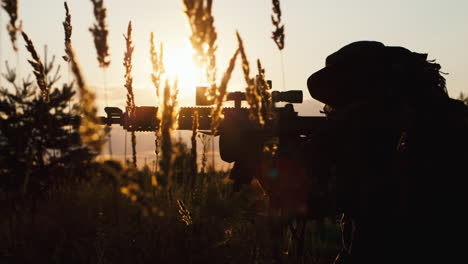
[0,157,339,263]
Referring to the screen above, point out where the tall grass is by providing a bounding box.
[159,79,179,185]
[62,4,104,153]
[183,0,217,91]
[255,59,275,126]
[22,32,48,102]
[150,32,165,167]
[62,2,72,62]
[236,32,275,130]
[183,0,240,134]
[210,48,239,133]
[236,32,264,126]
[123,21,137,167]
[271,0,285,51]
[190,110,199,184]
[271,0,286,90]
[89,0,113,158]
[199,133,209,174]
[183,0,219,172]
[89,0,110,68]
[150,32,165,99]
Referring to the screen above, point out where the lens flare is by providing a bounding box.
[164,43,207,96]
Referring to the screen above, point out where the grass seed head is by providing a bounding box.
[89,0,110,67]
[67,44,105,153]
[63,2,72,62]
[183,0,218,95]
[236,32,264,126]
[123,21,137,167]
[124,21,135,110]
[22,32,49,102]
[190,110,199,178]
[61,8,105,153]
[271,0,285,50]
[158,79,179,184]
[236,32,252,86]
[150,32,166,164]
[211,47,239,133]
[177,199,192,226]
[150,32,165,100]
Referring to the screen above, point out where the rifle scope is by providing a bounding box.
[196,86,303,108]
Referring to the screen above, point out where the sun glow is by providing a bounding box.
[163,44,207,97]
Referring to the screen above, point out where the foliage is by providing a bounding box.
[0,152,339,263]
[0,72,94,194]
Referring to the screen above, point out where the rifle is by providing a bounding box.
[99,87,326,163]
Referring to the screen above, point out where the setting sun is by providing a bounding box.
[163,43,207,96]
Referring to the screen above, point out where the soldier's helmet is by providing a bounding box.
[307,41,448,108]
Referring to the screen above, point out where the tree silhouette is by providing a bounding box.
[0,65,95,195]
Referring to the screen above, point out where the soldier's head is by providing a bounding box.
[307,41,448,109]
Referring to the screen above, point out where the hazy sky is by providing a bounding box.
[2,0,467,106]
[1,0,467,165]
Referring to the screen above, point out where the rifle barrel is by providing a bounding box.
[98,106,326,135]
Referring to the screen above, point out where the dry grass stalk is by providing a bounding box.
[150,32,165,98]
[210,47,239,133]
[62,23,105,153]
[130,131,137,166]
[159,79,179,185]
[123,21,137,167]
[256,60,278,156]
[190,110,199,179]
[236,32,264,126]
[89,0,110,67]
[236,32,253,87]
[182,0,218,96]
[176,199,192,226]
[1,0,21,52]
[22,32,49,102]
[237,32,275,131]
[123,22,135,110]
[149,32,165,167]
[237,38,278,155]
[271,0,285,50]
[189,111,199,189]
[255,59,275,123]
[62,2,72,62]
[198,133,208,174]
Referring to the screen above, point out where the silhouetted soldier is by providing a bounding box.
[307,41,468,264]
